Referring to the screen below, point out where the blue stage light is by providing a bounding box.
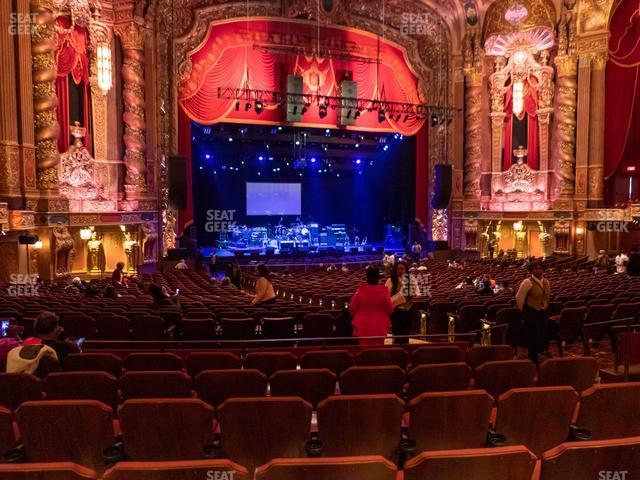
[325,128,330,134]
[205,154,210,159]
[266,144,270,149]
[295,140,300,146]
[336,173,340,177]
[393,133,400,139]
[258,155,264,161]
[277,126,283,131]
[199,166,203,170]
[383,145,389,151]
[213,170,217,174]
[310,157,316,163]
[228,137,233,142]
[355,158,362,165]
[355,143,359,148]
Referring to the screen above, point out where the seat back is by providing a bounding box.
[299,350,355,375]
[0,463,97,480]
[407,363,471,398]
[221,318,255,340]
[123,353,182,372]
[410,346,464,366]
[96,315,130,340]
[218,397,312,472]
[577,382,640,440]
[465,345,515,370]
[60,315,97,339]
[538,357,598,393]
[495,386,578,456]
[557,307,587,342]
[63,353,123,378]
[255,456,397,480]
[262,317,296,339]
[121,371,192,399]
[184,352,242,377]
[428,302,456,334]
[269,369,336,408]
[339,366,405,396]
[15,400,115,472]
[130,316,166,340]
[317,394,403,458]
[541,437,640,480]
[403,446,537,480]
[457,305,487,332]
[0,373,41,410]
[301,313,334,338]
[408,390,493,452]
[474,360,536,398]
[180,319,216,340]
[195,369,267,408]
[584,304,615,324]
[355,348,409,369]
[0,406,15,458]
[243,352,297,378]
[118,398,214,461]
[102,460,250,480]
[43,372,118,410]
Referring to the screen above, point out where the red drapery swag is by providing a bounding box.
[178,19,425,135]
[177,107,194,237]
[503,79,539,171]
[56,16,92,154]
[605,0,640,178]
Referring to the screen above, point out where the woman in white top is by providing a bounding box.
[385,261,418,344]
[251,264,276,305]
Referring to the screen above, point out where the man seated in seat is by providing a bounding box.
[24,312,80,363]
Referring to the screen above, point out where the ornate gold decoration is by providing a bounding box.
[463,26,483,199]
[141,220,158,262]
[53,222,75,276]
[552,218,571,253]
[31,0,60,190]
[483,0,557,48]
[115,21,148,196]
[578,0,614,33]
[464,218,478,250]
[432,208,448,242]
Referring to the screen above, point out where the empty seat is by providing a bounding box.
[63,353,123,378]
[15,400,116,472]
[0,373,41,410]
[494,386,578,456]
[316,394,403,458]
[301,313,334,338]
[180,319,216,340]
[217,397,312,472]
[408,390,493,452]
[255,456,397,480]
[0,463,98,480]
[537,357,598,393]
[43,372,118,410]
[102,460,250,480]
[474,360,536,398]
[60,314,97,339]
[184,352,242,377]
[0,406,15,457]
[339,366,405,396]
[121,371,192,399]
[576,382,640,440]
[299,350,355,375]
[403,446,537,480]
[269,369,336,408]
[262,316,297,339]
[96,315,130,340]
[243,352,297,378]
[465,345,515,370]
[541,436,640,480]
[119,398,215,461]
[123,353,182,372]
[221,318,255,341]
[130,316,166,340]
[407,363,471,398]
[355,348,409,369]
[410,346,464,366]
[195,369,267,408]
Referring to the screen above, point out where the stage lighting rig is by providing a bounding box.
[255,100,264,114]
[319,103,328,118]
[378,109,386,123]
[245,101,252,111]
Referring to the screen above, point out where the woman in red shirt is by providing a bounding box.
[349,267,395,346]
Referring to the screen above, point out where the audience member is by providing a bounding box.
[350,266,394,346]
[516,261,550,365]
[251,264,276,305]
[112,262,125,285]
[385,261,418,344]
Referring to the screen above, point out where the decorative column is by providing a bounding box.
[587,51,607,203]
[463,68,483,199]
[574,54,592,207]
[115,21,148,198]
[550,55,578,200]
[30,0,60,191]
[488,57,507,193]
[534,51,555,193]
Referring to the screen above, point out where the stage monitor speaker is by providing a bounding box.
[339,80,358,126]
[168,155,187,210]
[431,164,453,209]
[286,75,303,122]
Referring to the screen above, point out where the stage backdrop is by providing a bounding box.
[178,18,425,135]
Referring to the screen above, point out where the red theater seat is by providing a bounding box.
[217,397,312,472]
[410,346,465,366]
[537,357,599,393]
[102,460,250,480]
[299,350,355,375]
[355,348,409,369]
[184,352,242,377]
[0,406,16,457]
[63,353,123,378]
[403,446,537,480]
[118,398,215,461]
[255,456,397,480]
[243,352,297,378]
[339,366,405,396]
[407,363,471,398]
[576,382,640,440]
[43,371,119,410]
[408,390,494,452]
[465,345,515,370]
[0,373,41,410]
[541,436,640,480]
[195,369,267,408]
[473,360,536,398]
[316,394,403,458]
[0,462,97,480]
[269,369,336,408]
[123,353,183,372]
[15,400,116,472]
[494,386,578,456]
[120,371,192,399]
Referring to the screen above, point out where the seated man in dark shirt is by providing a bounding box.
[24,311,80,364]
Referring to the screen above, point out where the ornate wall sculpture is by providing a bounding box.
[52,222,75,276]
[432,209,449,242]
[464,218,478,250]
[552,218,571,253]
[115,21,147,197]
[31,0,61,190]
[462,26,483,199]
[140,220,158,262]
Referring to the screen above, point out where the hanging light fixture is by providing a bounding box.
[96,42,112,93]
[80,227,93,240]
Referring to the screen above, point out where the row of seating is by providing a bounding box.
[2,437,640,480]
[0,356,603,412]
[3,384,639,472]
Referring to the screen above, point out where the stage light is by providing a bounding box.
[255,100,264,114]
[235,100,240,111]
[325,128,330,134]
[295,140,300,146]
[199,166,203,170]
[337,173,340,177]
[213,170,217,174]
[355,143,359,148]
[258,155,264,161]
[241,160,244,165]
[205,154,210,159]
[355,159,362,164]
[228,137,233,142]
[383,145,389,151]
[431,113,439,127]
[319,104,327,118]
[323,146,328,151]
[266,144,270,149]
[310,157,317,163]
[277,126,282,131]
[378,109,386,123]
[394,133,400,140]
[245,101,252,111]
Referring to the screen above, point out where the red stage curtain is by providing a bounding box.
[55,16,92,153]
[605,0,640,178]
[179,19,425,135]
[177,107,194,237]
[503,79,538,170]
